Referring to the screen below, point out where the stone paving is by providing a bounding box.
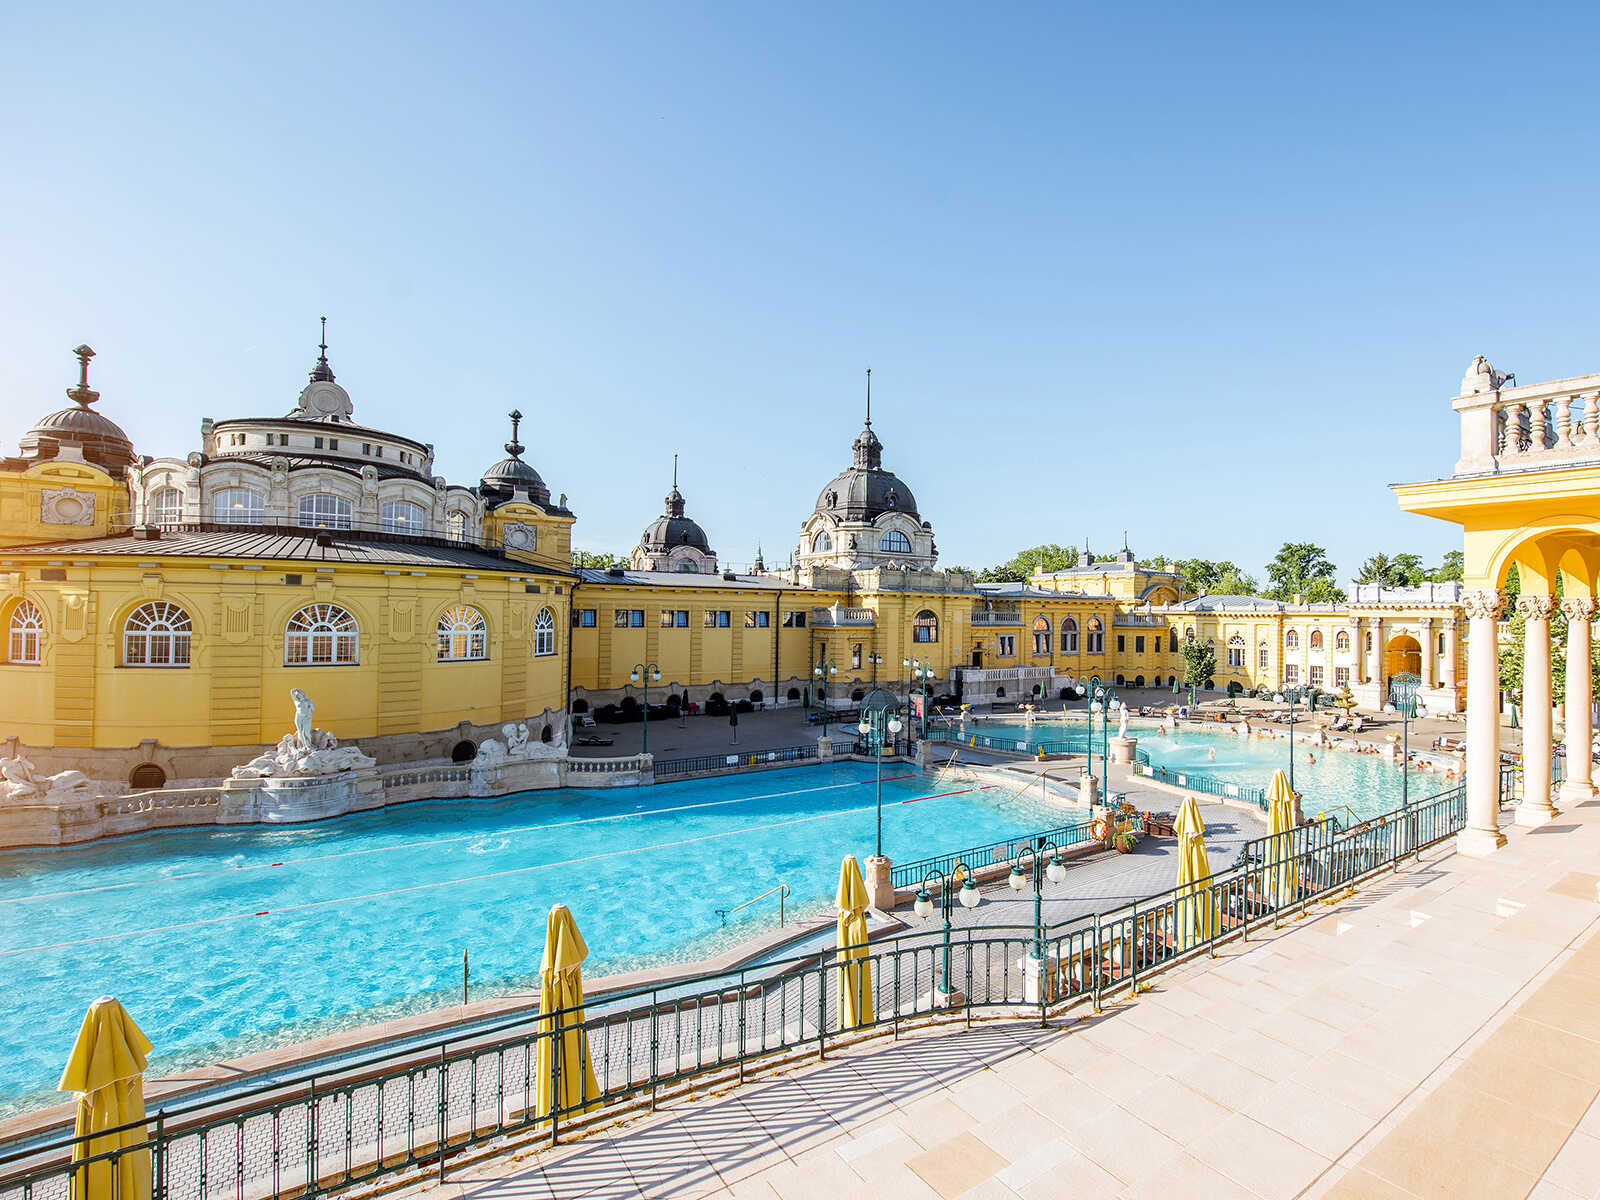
[398,792,1600,1199]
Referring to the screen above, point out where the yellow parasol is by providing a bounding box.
[1173,796,1215,949]
[1264,770,1299,907]
[58,997,153,1200]
[534,904,601,1122]
[834,856,875,1029]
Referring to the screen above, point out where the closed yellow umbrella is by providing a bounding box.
[58,997,152,1200]
[1173,796,1215,949]
[834,856,874,1029]
[534,905,600,1122]
[1264,770,1299,907]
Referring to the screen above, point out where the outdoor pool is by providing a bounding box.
[0,760,1068,1113]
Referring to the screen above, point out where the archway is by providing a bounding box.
[449,740,477,763]
[1384,634,1422,683]
[129,763,166,790]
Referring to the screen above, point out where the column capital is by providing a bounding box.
[1516,593,1557,622]
[1561,596,1596,623]
[1461,588,1506,620]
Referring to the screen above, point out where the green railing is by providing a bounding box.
[889,816,1101,890]
[0,783,1469,1200]
[1134,761,1268,810]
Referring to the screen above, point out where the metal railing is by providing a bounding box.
[716,883,792,927]
[889,817,1100,890]
[653,744,818,778]
[1134,762,1269,810]
[0,783,1469,1200]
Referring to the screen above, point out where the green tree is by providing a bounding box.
[1391,553,1426,586]
[1355,553,1396,586]
[1180,636,1217,687]
[1265,543,1345,603]
[1355,552,1425,588]
[976,543,1079,583]
[1500,610,1600,708]
[1429,550,1464,582]
[571,549,628,570]
[1212,565,1261,595]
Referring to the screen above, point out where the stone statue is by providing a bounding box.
[0,756,92,801]
[231,689,376,779]
[292,688,315,751]
[473,715,569,768]
[1117,702,1129,739]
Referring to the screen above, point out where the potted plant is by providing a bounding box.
[1114,829,1140,854]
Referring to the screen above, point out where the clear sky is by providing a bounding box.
[4,3,1598,581]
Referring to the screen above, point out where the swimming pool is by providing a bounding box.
[955,718,1431,820]
[0,761,1069,1113]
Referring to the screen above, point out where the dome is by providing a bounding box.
[479,410,551,507]
[18,346,136,477]
[813,422,919,521]
[639,472,712,553]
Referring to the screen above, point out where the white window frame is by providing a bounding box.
[997,634,1016,658]
[149,487,182,527]
[285,604,359,666]
[381,500,426,535]
[298,493,354,530]
[1062,617,1079,654]
[534,608,556,656]
[212,487,265,525]
[812,530,833,553]
[123,601,192,667]
[9,599,44,664]
[437,604,487,661]
[879,530,911,554]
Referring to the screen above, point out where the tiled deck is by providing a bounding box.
[402,799,1600,1200]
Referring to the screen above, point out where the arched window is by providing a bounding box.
[381,500,425,534]
[1033,615,1051,655]
[437,605,487,661]
[812,530,833,554]
[913,609,938,643]
[8,600,44,664]
[676,560,700,573]
[285,604,359,665]
[1062,616,1080,654]
[534,608,556,656]
[446,511,467,542]
[1335,629,1351,651]
[149,487,182,527]
[124,601,192,667]
[1227,634,1246,668]
[880,530,912,554]
[211,487,264,525]
[1169,629,1178,652]
[1309,630,1324,650]
[1285,629,1300,650]
[1184,626,1195,641]
[1087,617,1105,655]
[298,493,353,530]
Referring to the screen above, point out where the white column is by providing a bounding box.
[1460,589,1508,856]
[1367,618,1384,684]
[1516,594,1557,827]
[1561,597,1596,803]
[1443,618,1460,689]
[1420,618,1435,688]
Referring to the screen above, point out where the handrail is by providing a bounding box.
[716,882,791,926]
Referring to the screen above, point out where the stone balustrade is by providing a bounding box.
[970,607,1022,626]
[1454,367,1600,476]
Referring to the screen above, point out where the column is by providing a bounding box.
[1419,619,1435,688]
[1366,618,1383,684]
[1516,593,1557,827]
[1443,618,1460,689]
[1561,597,1597,803]
[1460,589,1508,856]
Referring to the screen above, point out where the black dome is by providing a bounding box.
[640,483,711,552]
[19,346,136,477]
[479,409,550,507]
[813,421,918,521]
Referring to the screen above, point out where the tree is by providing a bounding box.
[1171,558,1258,596]
[1212,565,1262,596]
[572,549,628,569]
[1265,543,1345,603]
[1355,552,1425,588]
[1499,611,1600,709]
[1430,550,1464,582]
[976,543,1079,583]
[1180,636,1216,688]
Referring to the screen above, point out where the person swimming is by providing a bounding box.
[1207,747,1216,760]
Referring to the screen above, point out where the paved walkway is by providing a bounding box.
[401,795,1600,1199]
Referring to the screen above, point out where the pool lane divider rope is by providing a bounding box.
[0,785,1004,954]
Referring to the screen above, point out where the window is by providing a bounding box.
[1284,664,1300,684]
[534,608,556,656]
[1259,645,1269,669]
[285,604,359,665]
[851,643,863,669]
[1117,635,1126,652]
[1062,616,1079,654]
[1169,630,1178,652]
[8,600,44,663]
[812,531,833,554]
[437,605,487,661]
[782,611,807,628]
[381,500,425,534]
[704,610,730,628]
[1335,629,1350,652]
[675,561,700,573]
[1335,666,1350,687]
[614,609,645,628]
[997,634,1016,658]
[744,611,770,628]
[1309,630,1324,651]
[1309,665,1325,687]
[149,487,182,527]
[1087,618,1104,655]
[446,512,467,542]
[1285,629,1300,650]
[298,493,353,529]
[913,610,938,643]
[1032,616,1051,655]
[212,487,265,525]
[1185,627,1195,641]
[1227,635,1246,669]
[328,438,338,451]
[575,608,596,627]
[123,601,192,667]
[660,609,689,628]
[1135,635,1145,653]
[880,530,911,554]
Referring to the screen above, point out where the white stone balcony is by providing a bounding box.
[1454,357,1600,477]
[810,604,875,627]
[970,607,1022,627]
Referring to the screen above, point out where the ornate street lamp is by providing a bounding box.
[1271,684,1316,791]
[813,655,839,738]
[858,688,904,859]
[1384,671,1427,810]
[628,662,661,754]
[1086,676,1113,782]
[904,655,935,739]
[913,861,981,1000]
[1008,836,1067,966]
[865,650,884,684]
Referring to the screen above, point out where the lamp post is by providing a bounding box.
[865,650,883,684]
[913,862,981,1001]
[858,688,904,859]
[1271,684,1313,791]
[1086,677,1112,782]
[904,655,935,739]
[1008,836,1067,965]
[1384,671,1426,810]
[813,655,839,739]
[628,662,661,754]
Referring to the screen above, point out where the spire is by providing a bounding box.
[663,452,686,516]
[309,316,336,383]
[505,409,525,458]
[851,369,883,470]
[673,452,678,489]
[66,344,99,409]
[865,367,872,428]
[754,543,766,572]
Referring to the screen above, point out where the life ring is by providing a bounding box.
[1091,817,1110,841]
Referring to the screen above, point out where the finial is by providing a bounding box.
[1123,530,1129,552]
[67,344,99,408]
[865,367,872,427]
[308,317,336,383]
[319,316,328,359]
[673,452,678,489]
[505,409,524,458]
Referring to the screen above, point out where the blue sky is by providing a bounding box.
[4,3,1598,580]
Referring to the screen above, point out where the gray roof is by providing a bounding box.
[974,582,1088,600]
[1171,595,1285,612]
[574,568,785,590]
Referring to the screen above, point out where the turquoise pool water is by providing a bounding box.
[0,761,1067,1113]
[963,719,1443,820]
